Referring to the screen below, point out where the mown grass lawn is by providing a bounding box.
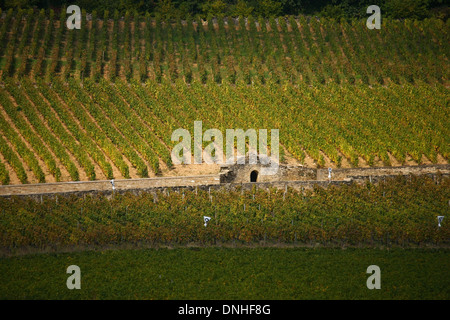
[0,247,448,300]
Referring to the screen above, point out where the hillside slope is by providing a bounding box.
[0,11,448,184]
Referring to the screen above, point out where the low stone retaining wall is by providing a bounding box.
[316,164,449,181]
[0,174,221,196]
[0,165,448,198]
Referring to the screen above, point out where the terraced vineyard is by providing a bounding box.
[0,9,448,184]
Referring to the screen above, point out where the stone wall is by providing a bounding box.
[316,164,450,181]
[0,174,221,196]
[220,163,449,183]
[3,172,448,200]
[1,164,448,198]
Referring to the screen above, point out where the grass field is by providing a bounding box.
[0,247,448,300]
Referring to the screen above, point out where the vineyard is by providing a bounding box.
[0,9,448,184]
[0,175,448,253]
[0,7,449,301]
[0,9,448,85]
[0,79,448,184]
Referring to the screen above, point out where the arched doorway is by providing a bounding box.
[250,170,258,182]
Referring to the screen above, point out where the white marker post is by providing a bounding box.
[438,216,444,227]
[328,168,332,182]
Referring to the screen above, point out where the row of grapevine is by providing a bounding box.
[49,79,131,179]
[2,80,80,180]
[0,175,448,248]
[29,78,114,179]
[82,79,159,175]
[65,78,148,177]
[0,113,46,183]
[8,80,97,180]
[0,89,61,181]
[0,9,447,84]
[0,134,28,184]
[0,78,447,184]
[95,80,168,173]
[114,80,173,167]
[0,160,9,185]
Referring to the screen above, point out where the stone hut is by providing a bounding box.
[219,156,316,183]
